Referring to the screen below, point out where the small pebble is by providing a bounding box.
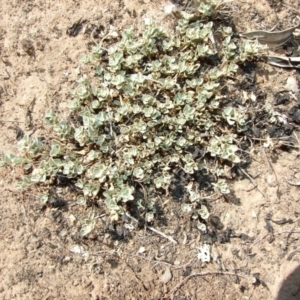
[285,77,299,93]
[20,38,35,56]
[161,268,172,284]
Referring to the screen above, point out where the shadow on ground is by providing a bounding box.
[277,264,300,300]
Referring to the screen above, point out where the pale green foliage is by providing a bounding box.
[264,103,287,124]
[0,1,264,234]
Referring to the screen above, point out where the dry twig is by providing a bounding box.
[125,213,178,244]
[261,148,278,186]
[239,167,265,197]
[168,271,248,296]
[253,228,300,245]
[287,245,300,260]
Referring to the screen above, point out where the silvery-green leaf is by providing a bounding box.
[69,99,81,110]
[229,154,241,163]
[53,122,72,140]
[198,205,209,219]
[23,163,32,170]
[81,216,91,224]
[181,203,192,212]
[16,176,32,190]
[197,2,213,16]
[186,78,204,88]
[197,44,213,57]
[213,179,230,194]
[103,72,112,82]
[225,144,239,155]
[1,152,13,165]
[183,104,195,118]
[196,221,207,232]
[80,224,94,237]
[76,195,86,205]
[44,111,58,125]
[159,77,177,89]
[153,177,164,189]
[154,136,164,146]
[169,154,180,162]
[111,74,126,88]
[186,25,210,42]
[126,147,137,157]
[49,158,62,173]
[84,183,99,197]
[88,163,107,181]
[222,107,236,125]
[132,104,142,114]
[9,153,22,165]
[95,66,103,75]
[75,180,84,189]
[145,211,154,223]
[80,216,95,236]
[91,100,100,109]
[50,142,61,157]
[109,52,123,70]
[133,167,144,179]
[197,243,210,262]
[75,84,90,100]
[176,10,195,21]
[143,107,154,118]
[174,93,186,106]
[39,193,49,204]
[124,155,135,165]
[226,63,238,75]
[80,55,90,64]
[208,68,224,80]
[97,87,110,99]
[31,168,47,182]
[105,198,120,211]
[69,245,84,254]
[95,134,106,145]
[175,115,186,126]
[209,99,219,109]
[100,145,109,153]
[189,190,200,202]
[177,136,188,147]
[130,72,145,84]
[86,150,100,161]
[119,185,134,202]
[142,95,156,105]
[203,81,220,92]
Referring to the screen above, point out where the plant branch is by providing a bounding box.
[125,213,178,244]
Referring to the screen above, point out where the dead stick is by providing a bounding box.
[261,148,278,185]
[0,120,25,123]
[253,228,300,245]
[125,213,178,244]
[239,167,265,197]
[168,271,248,296]
[253,232,269,245]
[287,245,300,260]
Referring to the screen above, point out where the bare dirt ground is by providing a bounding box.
[1,0,300,299]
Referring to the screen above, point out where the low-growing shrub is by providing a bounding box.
[0,1,264,235]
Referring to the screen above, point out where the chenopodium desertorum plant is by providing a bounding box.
[0,1,264,235]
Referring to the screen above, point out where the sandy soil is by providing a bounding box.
[1,0,300,299]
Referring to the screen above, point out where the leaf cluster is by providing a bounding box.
[0,1,264,235]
